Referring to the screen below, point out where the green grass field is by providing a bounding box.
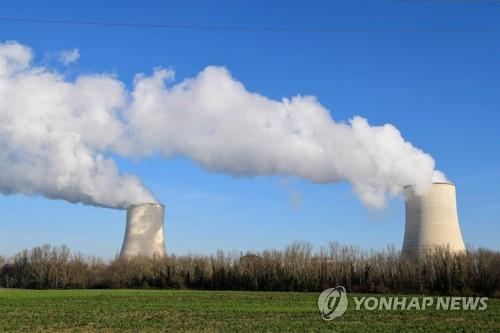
[0,289,498,332]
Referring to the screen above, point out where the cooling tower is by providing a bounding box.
[120,203,166,258]
[402,182,465,257]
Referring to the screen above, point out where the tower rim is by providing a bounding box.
[127,202,165,209]
[403,182,455,189]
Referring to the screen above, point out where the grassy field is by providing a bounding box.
[0,289,498,332]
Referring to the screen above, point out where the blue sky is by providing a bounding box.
[0,0,499,258]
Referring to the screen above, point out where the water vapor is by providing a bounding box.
[0,41,446,209]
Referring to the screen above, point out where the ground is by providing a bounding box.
[0,289,498,332]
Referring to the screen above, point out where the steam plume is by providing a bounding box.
[0,41,446,209]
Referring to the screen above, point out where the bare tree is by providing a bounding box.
[0,243,498,296]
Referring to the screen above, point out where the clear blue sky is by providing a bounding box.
[1,0,499,258]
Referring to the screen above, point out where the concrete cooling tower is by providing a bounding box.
[120,203,166,258]
[402,183,465,257]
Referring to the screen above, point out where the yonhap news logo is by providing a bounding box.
[318,286,488,321]
[317,286,348,320]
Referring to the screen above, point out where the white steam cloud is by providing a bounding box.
[0,41,446,209]
[58,48,80,65]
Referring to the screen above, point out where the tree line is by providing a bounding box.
[0,242,498,296]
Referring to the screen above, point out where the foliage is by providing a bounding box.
[0,243,499,296]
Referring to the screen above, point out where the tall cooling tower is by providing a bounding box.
[120,203,166,258]
[402,183,465,257]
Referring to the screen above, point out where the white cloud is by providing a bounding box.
[0,41,446,209]
[127,66,446,207]
[58,48,80,65]
[0,42,154,208]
